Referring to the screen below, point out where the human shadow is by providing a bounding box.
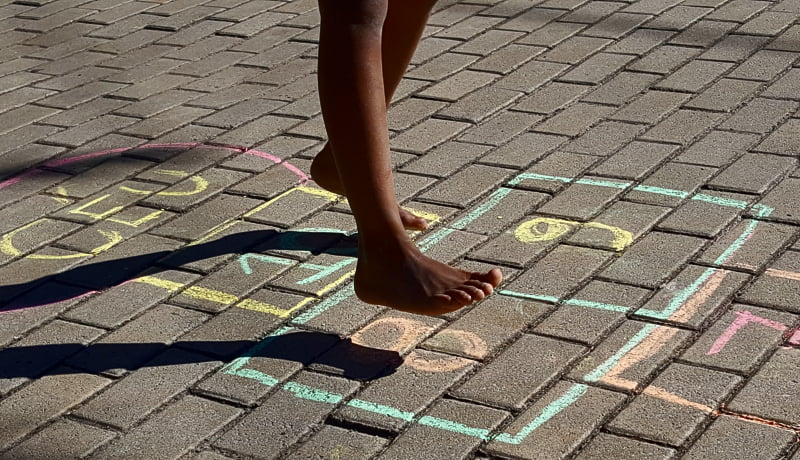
[0,330,402,383]
[0,229,359,312]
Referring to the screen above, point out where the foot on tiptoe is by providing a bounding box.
[354,239,503,316]
[310,144,428,232]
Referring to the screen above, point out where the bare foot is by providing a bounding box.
[354,239,503,316]
[310,144,428,231]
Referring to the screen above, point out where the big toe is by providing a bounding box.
[471,268,503,288]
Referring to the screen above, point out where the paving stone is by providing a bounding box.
[685,78,761,112]
[458,110,540,146]
[564,121,644,157]
[701,34,772,62]
[698,220,797,272]
[151,193,263,241]
[452,334,585,409]
[0,282,90,346]
[681,304,795,374]
[708,153,794,194]
[610,90,690,124]
[477,132,567,169]
[93,395,241,460]
[419,164,512,207]
[0,105,60,136]
[728,347,800,424]
[601,231,707,288]
[401,141,490,177]
[670,19,737,47]
[0,418,115,460]
[656,190,753,237]
[627,45,701,74]
[0,319,105,395]
[379,399,508,460]
[655,60,735,92]
[541,35,613,64]
[581,71,659,106]
[518,21,585,48]
[591,141,678,180]
[417,69,497,102]
[739,250,800,311]
[574,433,677,460]
[514,151,601,193]
[609,363,741,446]
[560,52,635,84]
[645,5,711,30]
[728,50,798,81]
[513,81,590,115]
[334,349,475,431]
[504,244,612,299]
[67,304,207,377]
[676,130,759,167]
[495,59,569,92]
[538,180,628,220]
[768,24,800,51]
[470,213,572,267]
[459,187,548,235]
[213,371,358,459]
[74,347,221,429]
[720,98,798,133]
[569,320,692,390]
[706,0,770,22]
[534,280,650,345]
[624,162,716,207]
[534,103,616,136]
[681,415,796,460]
[636,265,751,328]
[423,294,551,359]
[0,370,110,450]
[570,200,671,250]
[485,382,626,459]
[284,425,388,460]
[389,118,470,154]
[0,246,91,301]
[755,118,800,156]
[407,52,479,81]
[438,85,523,123]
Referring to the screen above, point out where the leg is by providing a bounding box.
[311,0,436,231]
[316,0,501,315]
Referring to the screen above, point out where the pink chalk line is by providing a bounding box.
[707,310,787,355]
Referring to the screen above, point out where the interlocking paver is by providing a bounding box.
[2,1,800,458]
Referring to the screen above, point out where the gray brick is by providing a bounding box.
[0,282,88,346]
[44,115,138,148]
[513,81,590,114]
[561,52,635,84]
[670,19,737,47]
[515,151,601,193]
[401,141,490,177]
[213,371,358,459]
[609,364,741,446]
[380,399,508,460]
[419,164,511,207]
[676,130,759,167]
[495,59,569,92]
[214,114,300,147]
[151,194,262,240]
[592,141,678,180]
[486,382,626,459]
[682,415,795,460]
[564,121,645,156]
[418,69,497,104]
[729,50,797,81]
[581,71,660,105]
[656,60,735,92]
[768,24,800,51]
[455,29,524,55]
[646,5,711,30]
[534,103,616,136]
[627,45,701,74]
[697,220,797,272]
[611,91,690,124]
[438,85,523,123]
[637,265,751,328]
[720,98,798,133]
[641,110,725,145]
[0,218,82,265]
[0,371,110,450]
[570,200,671,250]
[462,188,549,235]
[284,425,387,460]
[763,68,800,101]
[1,418,115,460]
[728,347,800,424]
[429,3,485,26]
[93,395,241,459]
[177,305,286,359]
[601,231,707,288]
[244,188,335,228]
[681,305,795,373]
[539,181,628,220]
[478,132,567,169]
[701,34,772,62]
[67,304,207,377]
[708,153,794,194]
[458,110,540,146]
[541,35,612,64]
[534,280,650,345]
[518,21,586,47]
[334,349,475,431]
[411,36,460,65]
[390,118,471,154]
[755,177,800,224]
[51,180,162,224]
[755,118,800,156]
[148,6,224,32]
[74,348,221,429]
[437,15,504,40]
[706,0,769,22]
[454,334,584,409]
[574,433,677,460]
[505,244,612,299]
[0,247,91,301]
[424,295,550,359]
[657,191,753,237]
[685,78,761,112]
[407,52,479,81]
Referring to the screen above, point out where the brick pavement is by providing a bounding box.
[0,0,799,458]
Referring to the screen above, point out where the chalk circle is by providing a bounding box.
[514,217,573,244]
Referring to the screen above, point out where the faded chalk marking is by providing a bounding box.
[765,268,800,282]
[707,310,787,355]
[499,290,629,312]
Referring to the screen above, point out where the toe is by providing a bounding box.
[461,285,486,301]
[471,268,503,287]
[465,279,494,296]
[444,289,472,306]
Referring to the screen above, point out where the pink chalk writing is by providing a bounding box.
[707,310,787,355]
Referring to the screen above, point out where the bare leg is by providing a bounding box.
[317,0,501,315]
[310,0,435,231]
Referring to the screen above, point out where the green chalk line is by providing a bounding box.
[222,172,773,445]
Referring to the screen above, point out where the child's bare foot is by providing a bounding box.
[354,239,502,316]
[310,145,428,231]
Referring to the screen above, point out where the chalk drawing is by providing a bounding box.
[514,217,633,251]
[706,310,787,355]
